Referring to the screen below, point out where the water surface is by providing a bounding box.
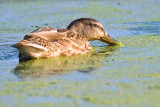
[0,0,160,107]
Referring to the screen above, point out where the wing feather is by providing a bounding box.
[14,27,92,58]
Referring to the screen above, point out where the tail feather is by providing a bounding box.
[13,40,49,58]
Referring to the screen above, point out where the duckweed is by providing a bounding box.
[0,0,160,107]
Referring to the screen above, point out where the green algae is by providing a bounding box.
[1,34,160,107]
[0,0,160,107]
[12,46,117,79]
[66,2,133,22]
[1,74,160,107]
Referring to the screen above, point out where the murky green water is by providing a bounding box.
[0,0,160,107]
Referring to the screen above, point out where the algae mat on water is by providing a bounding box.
[0,0,160,107]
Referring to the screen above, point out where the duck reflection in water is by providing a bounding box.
[12,46,120,79]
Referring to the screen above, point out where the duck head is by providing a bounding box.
[67,18,124,46]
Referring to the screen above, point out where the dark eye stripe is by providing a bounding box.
[87,23,105,34]
[67,18,106,35]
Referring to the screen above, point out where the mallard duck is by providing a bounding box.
[14,18,123,59]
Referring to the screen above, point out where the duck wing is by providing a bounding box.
[23,28,77,41]
[13,27,64,50]
[24,27,59,42]
[31,27,57,33]
[14,27,92,58]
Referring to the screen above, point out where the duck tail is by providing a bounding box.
[13,40,48,59]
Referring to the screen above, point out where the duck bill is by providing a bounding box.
[100,35,119,46]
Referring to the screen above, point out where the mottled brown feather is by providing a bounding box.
[14,18,119,59]
[15,27,92,58]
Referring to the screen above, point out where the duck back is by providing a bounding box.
[14,27,92,59]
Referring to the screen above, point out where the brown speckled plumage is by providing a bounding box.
[14,18,119,59]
